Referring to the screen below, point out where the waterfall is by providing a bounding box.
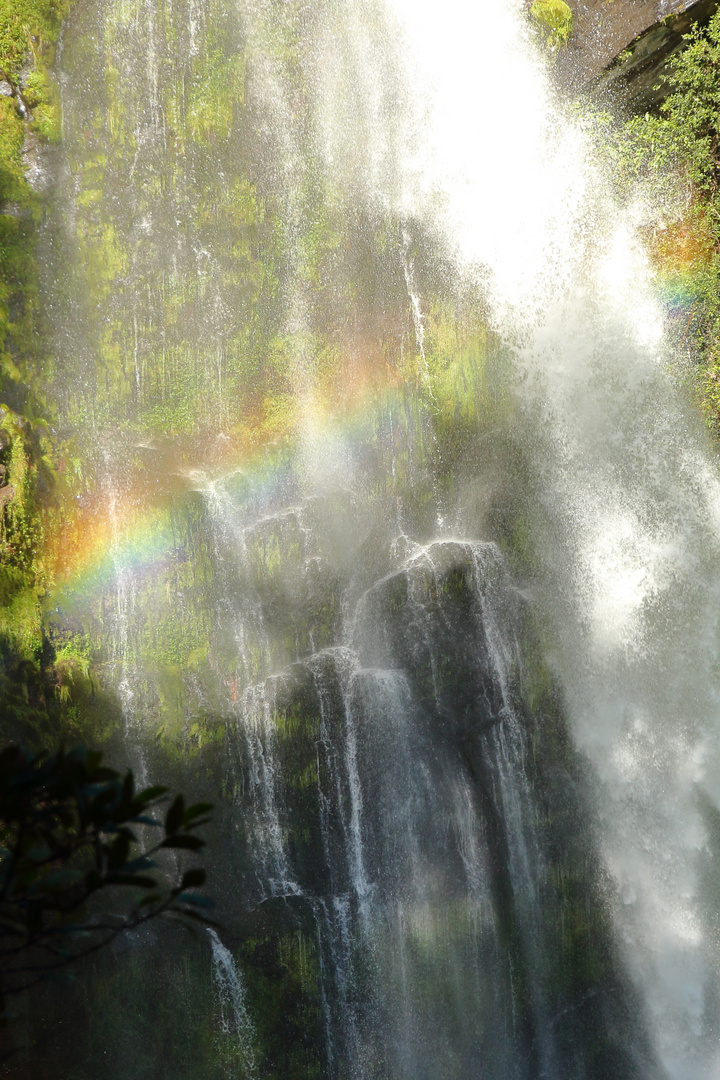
[34,0,720,1077]
[208,928,258,1079]
[385,3,720,1077]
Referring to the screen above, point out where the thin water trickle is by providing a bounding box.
[208,928,258,1079]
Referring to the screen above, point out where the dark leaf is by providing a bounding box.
[40,869,85,888]
[85,870,103,891]
[180,868,206,889]
[25,846,51,863]
[121,857,158,873]
[104,873,158,889]
[122,771,135,806]
[128,815,161,828]
[107,832,132,871]
[135,785,168,806]
[164,908,220,928]
[164,795,184,835]
[181,802,213,824]
[137,894,163,907]
[176,892,215,909]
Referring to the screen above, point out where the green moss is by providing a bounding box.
[0,99,26,202]
[0,0,67,151]
[0,0,69,75]
[186,47,245,143]
[0,0,74,700]
[530,0,573,46]
[0,578,41,653]
[238,920,325,1080]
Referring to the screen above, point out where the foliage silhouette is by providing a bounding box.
[0,742,215,1026]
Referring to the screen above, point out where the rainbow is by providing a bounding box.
[48,356,415,614]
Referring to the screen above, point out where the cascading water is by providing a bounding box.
[30,0,720,1077]
[208,928,258,1078]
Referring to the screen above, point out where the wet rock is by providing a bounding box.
[0,203,32,220]
[553,0,717,99]
[0,80,13,97]
[589,0,720,111]
[21,130,52,193]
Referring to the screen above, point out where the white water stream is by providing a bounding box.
[208,928,258,1078]
[380,2,720,1077]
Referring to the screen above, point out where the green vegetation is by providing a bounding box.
[0,0,72,719]
[616,9,720,433]
[0,0,68,359]
[0,0,67,78]
[531,0,573,47]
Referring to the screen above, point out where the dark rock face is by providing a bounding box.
[213,535,659,1080]
[590,0,720,111]
[555,0,718,104]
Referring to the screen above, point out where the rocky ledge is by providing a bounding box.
[552,0,720,110]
